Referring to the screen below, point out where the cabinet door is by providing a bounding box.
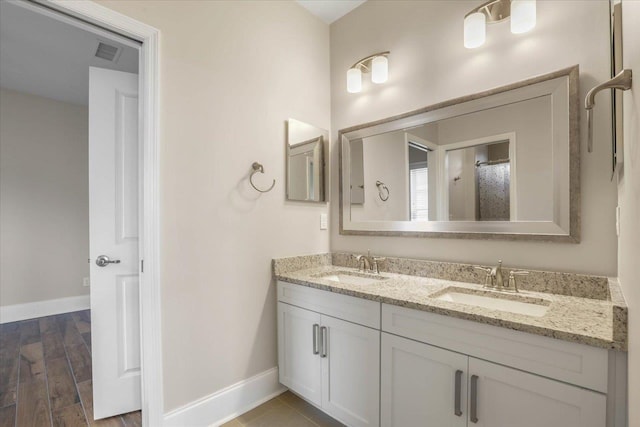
[321,315,380,427]
[468,358,606,427]
[381,333,468,427]
[277,302,322,405]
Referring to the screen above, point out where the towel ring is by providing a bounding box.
[250,162,276,193]
[376,180,389,201]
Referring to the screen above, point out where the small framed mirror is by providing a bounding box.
[287,118,328,202]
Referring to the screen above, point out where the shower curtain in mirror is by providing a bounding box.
[477,163,510,221]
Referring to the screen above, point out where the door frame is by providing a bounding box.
[18,0,163,424]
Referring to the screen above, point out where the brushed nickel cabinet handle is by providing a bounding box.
[454,370,463,416]
[320,326,327,358]
[470,374,479,423]
[312,324,319,355]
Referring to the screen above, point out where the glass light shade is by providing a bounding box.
[347,68,362,93]
[511,0,536,34]
[371,56,388,84]
[464,12,486,49]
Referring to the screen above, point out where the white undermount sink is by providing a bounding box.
[314,270,389,286]
[434,287,550,317]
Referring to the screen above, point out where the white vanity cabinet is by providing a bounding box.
[319,315,380,427]
[381,333,468,427]
[468,357,606,427]
[381,304,610,427]
[277,281,621,427]
[381,332,606,427]
[277,282,380,427]
[277,302,323,405]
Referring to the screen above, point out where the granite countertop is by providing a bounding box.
[273,255,627,351]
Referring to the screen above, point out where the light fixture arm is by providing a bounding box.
[465,0,511,23]
[464,0,536,48]
[350,51,390,73]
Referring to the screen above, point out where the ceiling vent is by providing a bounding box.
[95,41,121,62]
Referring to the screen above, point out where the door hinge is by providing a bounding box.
[141,259,144,273]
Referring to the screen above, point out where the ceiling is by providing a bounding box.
[0,1,366,106]
[296,0,367,24]
[0,1,139,106]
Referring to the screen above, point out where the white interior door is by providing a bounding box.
[89,66,141,419]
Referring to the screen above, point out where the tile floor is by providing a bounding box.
[222,391,345,427]
[0,310,141,427]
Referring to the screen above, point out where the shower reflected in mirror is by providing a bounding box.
[447,141,511,221]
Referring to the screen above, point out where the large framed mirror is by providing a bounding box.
[287,118,328,202]
[339,66,579,242]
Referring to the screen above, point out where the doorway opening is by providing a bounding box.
[0,0,161,424]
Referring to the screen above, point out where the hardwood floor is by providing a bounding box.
[222,391,345,427]
[0,310,141,427]
[3,311,340,427]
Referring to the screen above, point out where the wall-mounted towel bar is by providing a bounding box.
[475,158,510,167]
[376,180,389,201]
[249,162,276,193]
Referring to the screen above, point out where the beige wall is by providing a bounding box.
[330,1,617,275]
[0,88,89,306]
[447,147,477,220]
[351,131,409,221]
[96,0,330,412]
[619,1,639,425]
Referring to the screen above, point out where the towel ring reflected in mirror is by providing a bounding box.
[250,162,276,193]
[376,180,389,201]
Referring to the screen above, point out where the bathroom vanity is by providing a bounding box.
[273,254,627,427]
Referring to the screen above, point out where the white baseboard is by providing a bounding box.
[163,367,286,427]
[0,294,90,324]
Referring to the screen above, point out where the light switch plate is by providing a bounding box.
[83,277,90,287]
[320,213,328,230]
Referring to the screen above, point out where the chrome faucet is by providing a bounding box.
[474,260,504,290]
[492,260,504,290]
[475,260,528,293]
[508,270,529,293]
[353,250,385,274]
[355,253,371,271]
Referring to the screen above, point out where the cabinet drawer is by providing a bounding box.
[468,358,606,427]
[382,303,608,392]
[277,281,380,329]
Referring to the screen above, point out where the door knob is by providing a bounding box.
[96,255,121,267]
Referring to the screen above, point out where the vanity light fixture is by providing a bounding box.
[347,51,390,93]
[464,0,536,49]
[464,12,486,49]
[510,0,536,34]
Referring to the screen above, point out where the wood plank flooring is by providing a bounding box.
[0,310,141,427]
